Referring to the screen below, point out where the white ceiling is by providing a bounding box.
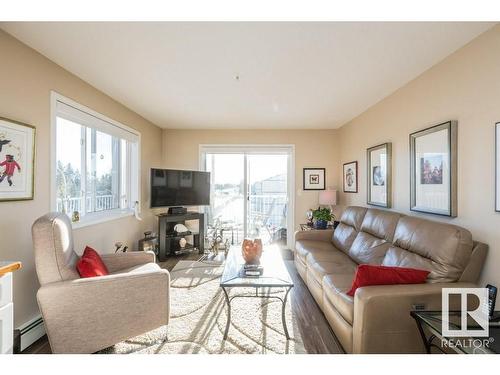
[0,22,495,129]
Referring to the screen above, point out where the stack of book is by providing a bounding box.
[243,264,264,277]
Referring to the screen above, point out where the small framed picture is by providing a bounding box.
[410,121,457,217]
[367,143,391,207]
[343,161,358,193]
[0,117,36,202]
[303,168,325,190]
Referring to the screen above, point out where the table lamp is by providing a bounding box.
[319,189,337,213]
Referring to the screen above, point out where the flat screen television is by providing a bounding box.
[150,168,211,208]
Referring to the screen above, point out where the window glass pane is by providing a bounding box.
[86,129,120,213]
[247,154,288,245]
[85,127,93,213]
[205,153,245,245]
[120,139,128,209]
[56,118,83,214]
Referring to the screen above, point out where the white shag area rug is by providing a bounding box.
[100,260,305,354]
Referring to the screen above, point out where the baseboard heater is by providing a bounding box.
[14,315,45,353]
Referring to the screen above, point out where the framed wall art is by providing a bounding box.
[343,161,358,193]
[0,117,36,202]
[367,143,391,207]
[410,120,457,217]
[303,168,325,190]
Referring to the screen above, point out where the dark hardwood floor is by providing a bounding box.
[285,259,344,353]
[22,250,343,354]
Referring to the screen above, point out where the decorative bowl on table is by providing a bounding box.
[241,238,263,264]
[313,219,328,229]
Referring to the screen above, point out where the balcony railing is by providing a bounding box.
[248,194,287,228]
[207,193,287,245]
[57,194,116,213]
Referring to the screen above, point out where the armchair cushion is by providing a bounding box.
[112,262,162,275]
[100,251,156,273]
[76,246,109,278]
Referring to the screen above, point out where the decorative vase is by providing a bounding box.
[179,238,187,248]
[306,209,314,226]
[138,231,158,252]
[314,219,328,230]
[241,238,263,264]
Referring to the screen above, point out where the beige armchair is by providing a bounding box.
[32,212,170,354]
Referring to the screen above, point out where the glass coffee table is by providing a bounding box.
[220,244,294,340]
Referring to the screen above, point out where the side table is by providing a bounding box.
[299,222,338,231]
[411,310,500,354]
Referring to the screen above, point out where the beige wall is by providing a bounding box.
[162,129,341,233]
[0,30,163,327]
[338,25,500,287]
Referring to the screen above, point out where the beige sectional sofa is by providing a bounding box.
[294,206,488,353]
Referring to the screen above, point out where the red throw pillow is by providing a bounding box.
[346,264,430,297]
[76,246,109,278]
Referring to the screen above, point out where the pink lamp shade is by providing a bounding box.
[319,189,337,206]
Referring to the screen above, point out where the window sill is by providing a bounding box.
[71,209,135,230]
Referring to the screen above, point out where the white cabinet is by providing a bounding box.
[0,273,14,354]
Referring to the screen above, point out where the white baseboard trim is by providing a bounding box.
[17,315,45,352]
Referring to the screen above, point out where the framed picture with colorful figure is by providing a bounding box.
[343,161,358,193]
[410,120,457,217]
[0,117,36,202]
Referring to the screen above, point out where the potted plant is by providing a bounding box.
[312,207,333,230]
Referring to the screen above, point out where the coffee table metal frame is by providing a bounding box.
[219,245,294,340]
[220,280,293,340]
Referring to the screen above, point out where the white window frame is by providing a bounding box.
[50,91,141,229]
[199,144,295,247]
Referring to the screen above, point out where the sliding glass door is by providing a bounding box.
[247,154,288,245]
[205,153,245,245]
[201,146,293,248]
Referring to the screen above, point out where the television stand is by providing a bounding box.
[156,211,205,261]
